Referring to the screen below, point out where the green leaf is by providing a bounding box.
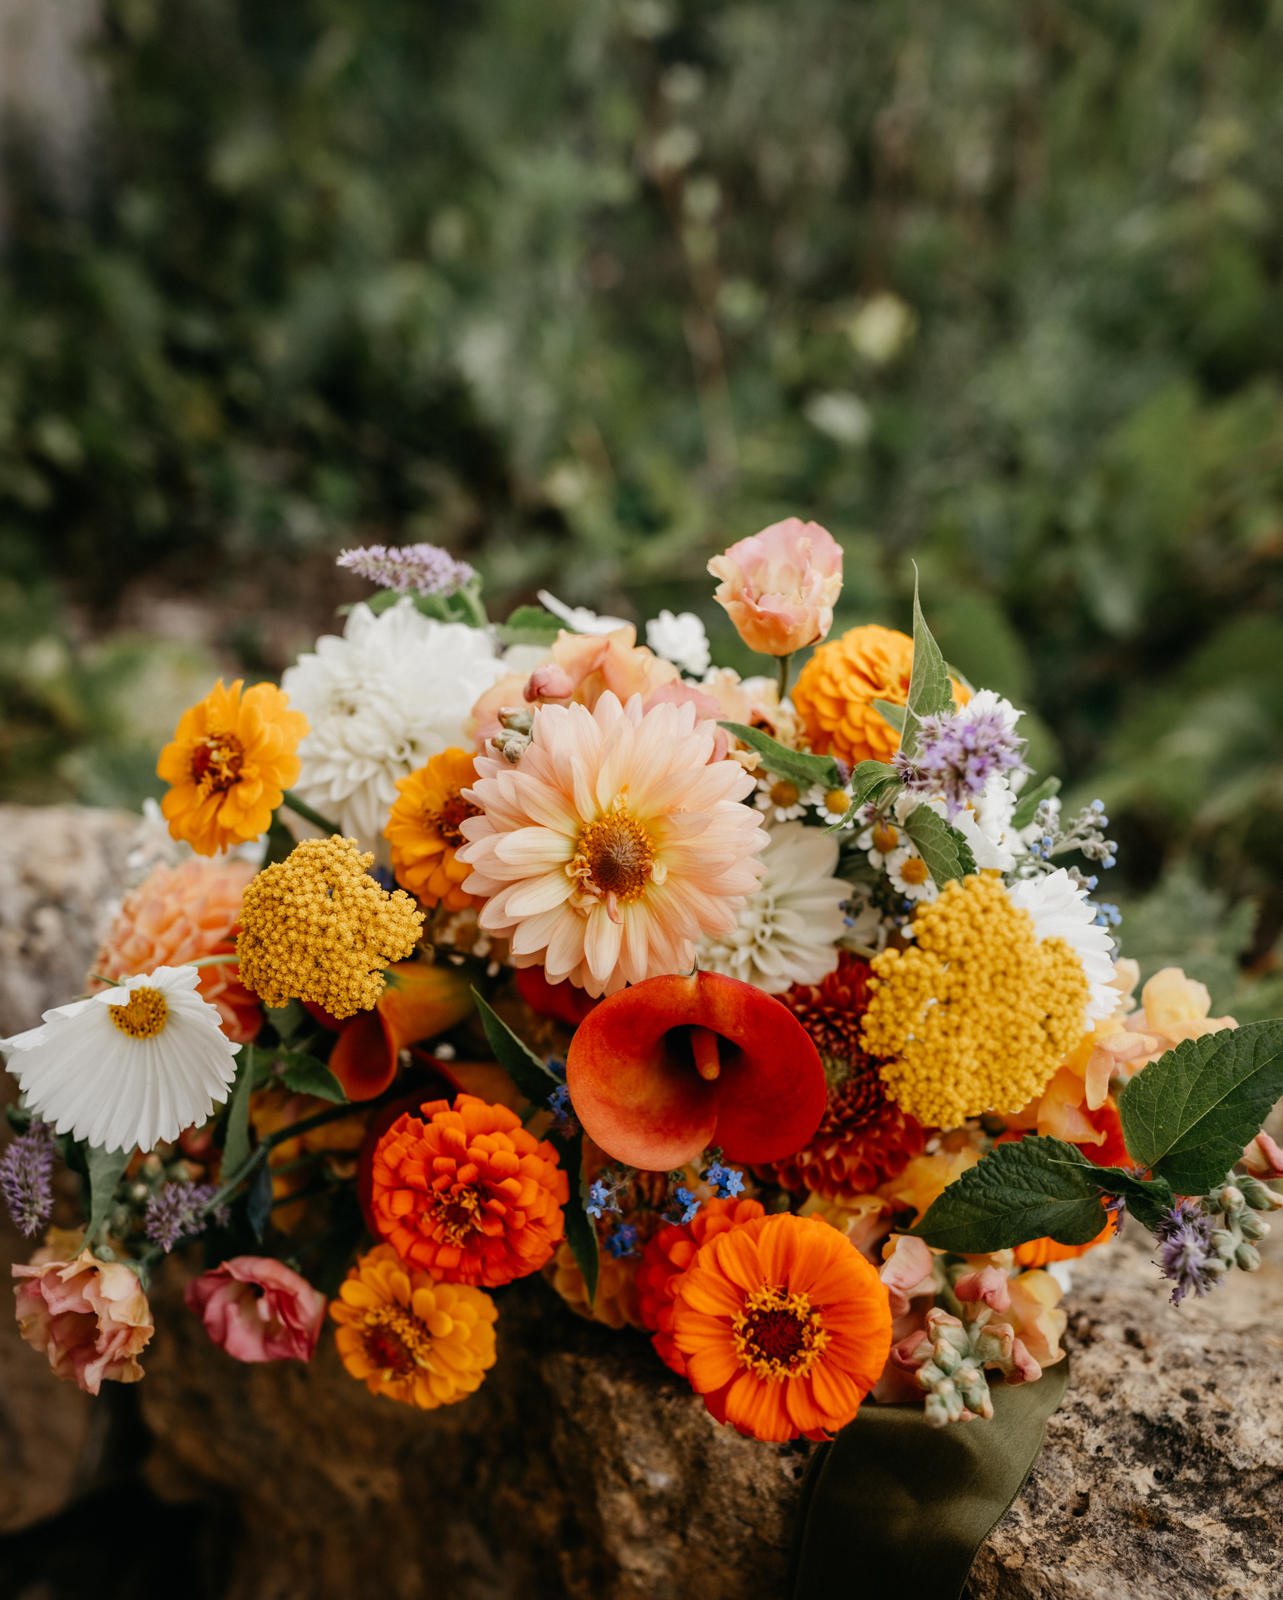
[85,1144,131,1243]
[1118,1019,1283,1196]
[1011,775,1062,832]
[221,1044,256,1176]
[872,699,906,734]
[263,998,310,1043]
[909,1137,1109,1253]
[275,1050,348,1104]
[246,1159,274,1241]
[901,570,954,759]
[901,804,977,884]
[1089,1166,1175,1232]
[311,1188,370,1297]
[549,1128,598,1306]
[496,604,562,646]
[824,760,902,834]
[471,988,559,1109]
[718,722,846,790]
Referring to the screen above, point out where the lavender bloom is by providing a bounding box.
[337,543,476,597]
[0,1124,55,1237]
[1154,1199,1227,1305]
[895,705,1030,820]
[145,1182,222,1252]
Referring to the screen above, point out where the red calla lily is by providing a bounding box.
[307,960,475,1101]
[565,971,827,1170]
[515,965,601,1027]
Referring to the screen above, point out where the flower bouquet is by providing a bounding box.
[5,523,1282,1590]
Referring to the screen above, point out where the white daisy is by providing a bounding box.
[885,845,938,904]
[818,786,854,826]
[1,967,239,1155]
[281,598,505,855]
[753,774,816,823]
[695,820,851,993]
[951,772,1019,871]
[1006,868,1117,1021]
[645,609,711,676]
[857,815,906,869]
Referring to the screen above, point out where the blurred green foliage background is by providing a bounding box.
[2,0,1282,1001]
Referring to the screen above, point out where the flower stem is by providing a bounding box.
[280,791,342,836]
[777,652,793,703]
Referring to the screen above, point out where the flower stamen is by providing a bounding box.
[732,1284,829,1382]
[428,790,481,849]
[189,733,245,794]
[569,799,657,910]
[108,988,169,1039]
[360,1306,434,1376]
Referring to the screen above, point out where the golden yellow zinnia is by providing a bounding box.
[384,748,483,910]
[330,1244,497,1409]
[157,678,309,856]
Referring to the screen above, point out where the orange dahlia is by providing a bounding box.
[636,1196,765,1375]
[672,1212,892,1442]
[158,679,309,856]
[385,748,484,910]
[369,1093,568,1286]
[791,624,970,768]
[86,858,262,1044]
[330,1243,497,1408]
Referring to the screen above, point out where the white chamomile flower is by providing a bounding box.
[754,774,814,822]
[818,786,854,826]
[537,590,629,635]
[281,598,506,856]
[885,845,938,904]
[695,820,852,992]
[645,609,711,676]
[1,967,239,1155]
[1007,868,1117,1022]
[858,815,906,869]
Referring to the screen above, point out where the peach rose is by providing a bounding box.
[707,518,843,657]
[185,1256,326,1363]
[13,1246,154,1393]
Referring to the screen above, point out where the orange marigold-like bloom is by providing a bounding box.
[330,1243,497,1408]
[636,1197,765,1376]
[792,625,970,769]
[672,1212,892,1442]
[86,858,262,1044]
[158,678,308,856]
[369,1094,568,1286]
[1012,1221,1116,1269]
[385,748,484,911]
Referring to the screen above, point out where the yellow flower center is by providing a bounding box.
[769,779,801,809]
[190,733,245,794]
[571,799,657,906]
[427,789,481,849]
[824,788,849,816]
[872,822,899,854]
[732,1284,829,1382]
[430,1184,485,1245]
[108,987,169,1039]
[360,1306,434,1377]
[900,856,930,886]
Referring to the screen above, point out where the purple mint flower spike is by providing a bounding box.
[1154,1199,1227,1305]
[0,1124,55,1238]
[145,1181,221,1253]
[336,542,476,597]
[895,705,1030,820]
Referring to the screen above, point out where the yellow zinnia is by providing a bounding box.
[384,747,483,910]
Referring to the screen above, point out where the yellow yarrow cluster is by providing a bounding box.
[237,837,424,1019]
[862,874,1088,1129]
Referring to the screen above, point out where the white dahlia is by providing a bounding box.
[695,820,851,993]
[1006,868,1118,1022]
[2,967,239,1154]
[282,599,505,854]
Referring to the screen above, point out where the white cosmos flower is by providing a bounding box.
[1007,868,1117,1022]
[1,967,239,1155]
[645,609,711,675]
[281,598,505,854]
[695,820,851,993]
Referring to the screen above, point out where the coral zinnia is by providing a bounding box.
[636,1196,766,1375]
[369,1093,568,1286]
[672,1212,892,1442]
[791,625,970,769]
[330,1243,497,1408]
[458,692,765,998]
[87,858,262,1044]
[385,748,483,910]
[158,679,308,856]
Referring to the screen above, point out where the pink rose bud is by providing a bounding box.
[185,1256,326,1363]
[707,517,843,657]
[13,1247,154,1394]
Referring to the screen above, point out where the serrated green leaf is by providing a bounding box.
[901,571,954,759]
[221,1044,255,1176]
[472,988,559,1108]
[1089,1166,1175,1231]
[548,1127,598,1305]
[1011,775,1062,832]
[824,760,902,834]
[1118,1020,1283,1196]
[872,699,906,734]
[901,804,977,884]
[276,1051,348,1104]
[718,722,846,790]
[909,1137,1109,1253]
[496,604,562,646]
[85,1144,131,1243]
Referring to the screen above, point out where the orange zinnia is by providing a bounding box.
[369,1093,568,1286]
[330,1243,497,1409]
[791,624,969,768]
[635,1197,766,1375]
[672,1212,892,1443]
[158,678,309,855]
[385,748,484,910]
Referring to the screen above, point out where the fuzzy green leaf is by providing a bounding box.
[901,572,954,759]
[872,699,906,734]
[909,1137,1109,1253]
[824,760,901,834]
[1118,1020,1283,1196]
[85,1144,131,1243]
[548,1128,598,1305]
[718,722,847,790]
[1089,1166,1175,1232]
[221,1045,256,1176]
[276,1051,348,1104]
[472,988,559,1109]
[1011,776,1062,832]
[901,804,977,885]
[496,604,562,646]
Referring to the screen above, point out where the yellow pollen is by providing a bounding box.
[108,987,169,1039]
[899,856,930,886]
[872,822,899,855]
[824,788,849,816]
[571,799,656,905]
[431,1185,485,1246]
[189,732,245,794]
[427,789,481,849]
[360,1305,436,1377]
[769,779,801,809]
[732,1285,829,1382]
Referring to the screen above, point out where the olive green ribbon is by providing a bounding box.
[786,1359,1070,1600]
